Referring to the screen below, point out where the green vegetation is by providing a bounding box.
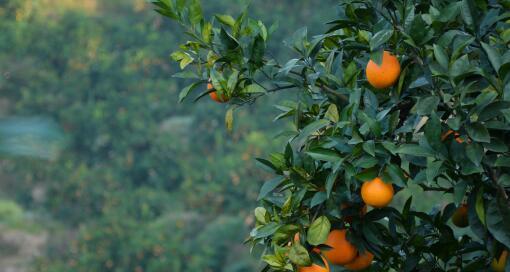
[0,0,338,271]
[156,0,510,271]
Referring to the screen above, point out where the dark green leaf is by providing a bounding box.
[251,222,281,239]
[416,96,440,115]
[257,177,286,200]
[481,42,502,73]
[397,144,435,157]
[310,192,327,208]
[487,197,510,249]
[179,81,203,103]
[306,149,343,162]
[293,119,330,148]
[370,29,393,51]
[433,44,449,69]
[466,122,491,143]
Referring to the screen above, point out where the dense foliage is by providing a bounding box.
[0,0,335,271]
[155,0,510,271]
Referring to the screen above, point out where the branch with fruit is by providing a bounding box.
[153,0,510,271]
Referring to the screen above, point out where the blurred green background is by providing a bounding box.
[0,0,337,271]
[0,1,449,271]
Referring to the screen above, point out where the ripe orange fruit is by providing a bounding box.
[441,130,465,144]
[365,51,401,89]
[341,203,368,223]
[452,204,469,228]
[361,177,394,208]
[298,257,330,272]
[491,250,508,272]
[207,81,229,103]
[344,251,374,271]
[323,229,357,265]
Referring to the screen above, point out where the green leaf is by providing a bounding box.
[254,207,268,224]
[355,168,379,182]
[326,167,339,198]
[325,104,339,123]
[257,177,286,200]
[179,54,194,69]
[481,42,502,74]
[460,0,475,30]
[173,71,200,79]
[370,49,384,66]
[436,2,462,22]
[307,216,331,246]
[487,197,510,249]
[495,156,510,168]
[433,44,449,69]
[262,254,284,267]
[476,190,486,226]
[310,192,327,208]
[244,84,266,94]
[466,122,491,143]
[250,35,266,68]
[258,21,268,40]
[215,14,236,27]
[426,160,443,183]
[416,96,440,115]
[251,222,280,239]
[453,180,468,206]
[370,29,393,51]
[293,119,330,148]
[178,81,203,103]
[288,243,311,266]
[362,140,376,157]
[466,143,484,166]
[225,108,234,132]
[353,156,379,168]
[424,112,444,153]
[450,55,473,79]
[306,149,343,162]
[219,28,240,51]
[227,70,239,92]
[385,164,407,187]
[202,22,213,43]
[397,144,435,157]
[408,15,433,45]
[279,59,300,75]
[188,0,203,24]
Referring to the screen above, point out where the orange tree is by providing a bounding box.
[153,0,510,271]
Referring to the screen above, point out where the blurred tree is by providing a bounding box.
[0,0,338,271]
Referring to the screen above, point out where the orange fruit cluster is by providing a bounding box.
[298,229,374,271]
